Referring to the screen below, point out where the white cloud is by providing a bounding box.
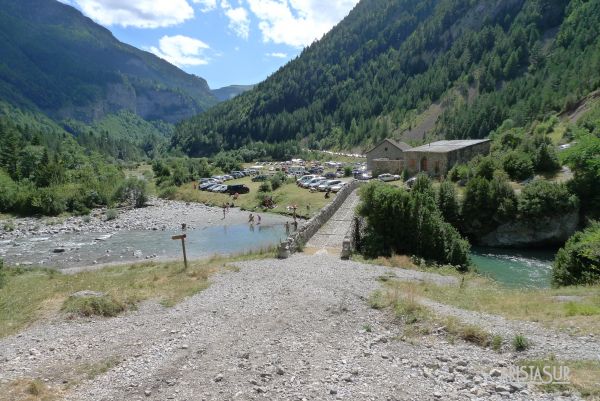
[150,35,210,66]
[193,0,217,12]
[72,0,195,28]
[267,52,288,58]
[221,0,250,39]
[245,0,359,47]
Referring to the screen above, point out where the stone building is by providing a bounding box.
[404,139,491,176]
[365,138,412,173]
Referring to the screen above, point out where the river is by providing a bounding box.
[471,247,556,288]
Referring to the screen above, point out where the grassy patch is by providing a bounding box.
[0,378,61,401]
[353,253,478,278]
[0,250,273,338]
[512,334,530,351]
[518,359,600,398]
[80,356,121,380]
[62,295,126,317]
[386,278,600,335]
[172,175,339,219]
[443,316,491,347]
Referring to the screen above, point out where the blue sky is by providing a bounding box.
[58,0,359,89]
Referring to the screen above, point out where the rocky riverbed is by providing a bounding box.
[0,199,290,270]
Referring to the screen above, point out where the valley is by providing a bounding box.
[1,0,600,399]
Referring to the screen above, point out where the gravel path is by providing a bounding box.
[0,254,591,400]
[306,190,360,253]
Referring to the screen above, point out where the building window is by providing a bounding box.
[384,147,388,151]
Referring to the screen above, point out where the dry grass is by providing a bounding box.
[0,249,274,338]
[0,379,62,401]
[518,359,600,399]
[387,279,600,335]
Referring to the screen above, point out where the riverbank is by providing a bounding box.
[0,199,291,269]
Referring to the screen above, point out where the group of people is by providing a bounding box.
[222,202,232,219]
[248,213,262,225]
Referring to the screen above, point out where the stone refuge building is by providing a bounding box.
[365,138,412,174]
[404,139,491,176]
[367,138,491,177]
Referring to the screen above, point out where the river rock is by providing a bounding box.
[70,290,107,298]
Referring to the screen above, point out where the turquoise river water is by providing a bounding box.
[470,247,556,288]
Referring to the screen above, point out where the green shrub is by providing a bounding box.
[269,172,285,191]
[461,176,517,235]
[437,180,460,227]
[344,166,352,177]
[502,151,534,181]
[492,335,503,352]
[518,181,578,219]
[534,144,561,173]
[553,223,600,286]
[0,170,18,212]
[158,185,178,200]
[62,295,126,317]
[105,209,118,221]
[114,178,148,208]
[448,164,471,182]
[258,181,272,193]
[358,180,470,270]
[513,334,530,351]
[562,133,600,219]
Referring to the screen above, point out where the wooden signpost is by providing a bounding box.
[171,234,188,270]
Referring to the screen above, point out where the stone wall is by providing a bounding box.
[278,180,362,258]
[372,159,405,176]
[366,141,406,171]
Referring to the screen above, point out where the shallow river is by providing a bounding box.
[471,247,556,288]
[0,223,289,269]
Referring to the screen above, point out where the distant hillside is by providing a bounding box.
[212,85,255,102]
[0,0,218,124]
[173,0,600,156]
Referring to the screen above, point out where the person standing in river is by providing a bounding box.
[222,203,227,219]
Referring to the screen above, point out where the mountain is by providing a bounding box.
[0,0,218,124]
[173,0,600,156]
[212,85,255,102]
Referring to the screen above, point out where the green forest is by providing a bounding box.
[172,0,600,155]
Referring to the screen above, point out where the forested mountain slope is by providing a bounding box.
[212,85,255,102]
[173,0,600,156]
[0,0,218,124]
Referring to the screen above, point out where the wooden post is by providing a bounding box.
[171,234,188,270]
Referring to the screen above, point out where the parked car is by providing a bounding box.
[330,182,347,193]
[308,179,327,189]
[202,183,219,191]
[405,177,417,188]
[252,175,268,182]
[324,172,337,179]
[378,173,401,182]
[318,180,342,191]
[210,184,228,193]
[297,174,317,185]
[226,184,250,195]
[357,173,372,180]
[303,177,325,188]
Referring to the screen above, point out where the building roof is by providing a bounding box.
[366,138,412,154]
[407,139,491,153]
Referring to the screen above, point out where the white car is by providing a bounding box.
[297,174,317,185]
[330,182,346,193]
[303,177,325,188]
[210,184,228,193]
[378,173,401,182]
[318,180,342,191]
[308,179,327,189]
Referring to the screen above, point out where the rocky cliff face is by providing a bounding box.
[479,212,579,247]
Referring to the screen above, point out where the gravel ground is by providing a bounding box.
[0,253,591,401]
